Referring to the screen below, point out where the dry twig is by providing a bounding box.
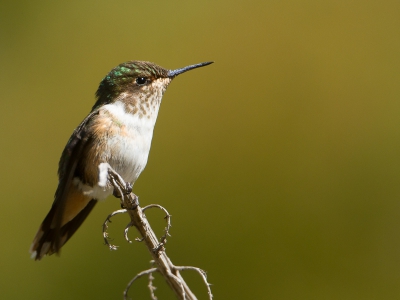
[147,267,158,300]
[102,209,127,250]
[103,166,213,300]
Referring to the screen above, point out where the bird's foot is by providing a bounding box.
[125,182,133,195]
[113,188,122,198]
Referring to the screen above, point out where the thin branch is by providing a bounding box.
[104,165,211,300]
[102,209,128,250]
[125,204,172,246]
[124,221,133,243]
[165,270,186,299]
[175,266,213,300]
[142,204,172,245]
[123,268,158,300]
[148,271,158,300]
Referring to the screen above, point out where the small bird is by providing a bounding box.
[30,60,213,260]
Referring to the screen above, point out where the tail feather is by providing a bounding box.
[30,198,97,261]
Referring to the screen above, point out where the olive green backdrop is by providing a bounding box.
[1,0,400,299]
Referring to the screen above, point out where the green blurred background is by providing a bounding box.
[1,0,400,299]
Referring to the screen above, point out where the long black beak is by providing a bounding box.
[168,61,214,78]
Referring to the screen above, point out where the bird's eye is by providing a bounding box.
[136,77,147,86]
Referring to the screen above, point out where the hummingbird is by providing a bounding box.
[30,60,213,260]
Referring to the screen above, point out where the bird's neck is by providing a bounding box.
[103,93,162,132]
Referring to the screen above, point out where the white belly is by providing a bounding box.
[105,124,153,183]
[75,100,159,200]
[105,100,159,180]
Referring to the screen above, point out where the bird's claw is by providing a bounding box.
[125,182,133,195]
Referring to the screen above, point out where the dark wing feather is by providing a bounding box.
[53,110,99,244]
[31,110,100,259]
